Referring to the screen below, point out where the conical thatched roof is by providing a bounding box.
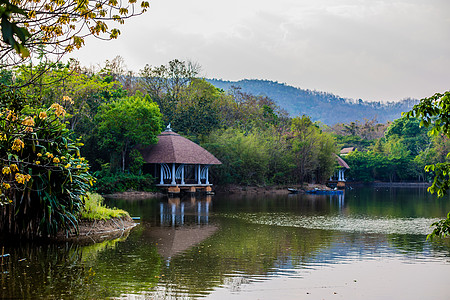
[141,129,222,165]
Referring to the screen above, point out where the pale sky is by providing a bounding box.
[73,0,450,102]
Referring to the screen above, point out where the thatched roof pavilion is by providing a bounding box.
[141,128,221,165]
[140,125,221,191]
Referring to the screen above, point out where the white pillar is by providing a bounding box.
[197,164,201,184]
[171,163,176,185]
[205,166,209,185]
[160,164,164,184]
[181,164,185,185]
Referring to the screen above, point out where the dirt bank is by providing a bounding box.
[103,191,163,200]
[100,184,333,199]
[55,216,137,243]
[215,183,331,195]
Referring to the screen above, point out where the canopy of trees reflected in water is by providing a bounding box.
[2,187,450,299]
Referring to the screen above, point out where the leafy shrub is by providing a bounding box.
[94,167,156,194]
[80,192,128,220]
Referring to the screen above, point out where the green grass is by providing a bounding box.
[80,192,129,220]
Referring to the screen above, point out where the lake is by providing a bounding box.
[1,187,450,299]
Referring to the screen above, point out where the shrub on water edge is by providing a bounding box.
[80,192,128,220]
[94,172,157,194]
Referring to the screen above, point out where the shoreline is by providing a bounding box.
[214,183,329,195]
[102,191,164,200]
[100,182,432,199]
[54,216,137,243]
[348,182,431,188]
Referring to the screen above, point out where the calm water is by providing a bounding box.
[2,187,450,299]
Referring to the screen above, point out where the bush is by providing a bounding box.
[80,192,128,220]
[94,171,156,194]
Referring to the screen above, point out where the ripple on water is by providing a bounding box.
[222,213,439,235]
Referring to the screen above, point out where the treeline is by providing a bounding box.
[329,116,447,182]
[2,58,339,189]
[4,57,439,191]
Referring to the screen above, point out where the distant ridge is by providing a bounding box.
[206,79,418,125]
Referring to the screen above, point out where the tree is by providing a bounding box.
[288,115,336,183]
[0,0,149,68]
[405,91,450,238]
[15,60,127,130]
[96,92,162,173]
[384,116,430,157]
[139,59,200,115]
[203,128,270,185]
[170,78,222,136]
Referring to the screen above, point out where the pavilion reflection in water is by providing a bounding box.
[330,192,345,209]
[159,196,212,226]
[148,196,217,260]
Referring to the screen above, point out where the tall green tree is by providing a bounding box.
[170,78,222,136]
[96,92,162,173]
[203,128,270,185]
[288,115,336,183]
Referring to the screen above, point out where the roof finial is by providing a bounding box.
[166,123,172,132]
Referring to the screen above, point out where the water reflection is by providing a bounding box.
[1,189,450,299]
[160,196,212,226]
[330,192,345,210]
[0,232,163,299]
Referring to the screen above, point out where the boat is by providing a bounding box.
[287,188,299,194]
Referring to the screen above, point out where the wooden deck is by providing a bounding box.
[157,184,214,194]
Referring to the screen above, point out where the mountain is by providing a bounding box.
[206,79,418,125]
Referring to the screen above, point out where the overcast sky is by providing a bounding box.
[73,0,450,102]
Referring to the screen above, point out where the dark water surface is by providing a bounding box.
[1,187,450,299]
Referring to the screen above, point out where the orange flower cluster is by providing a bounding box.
[11,139,24,152]
[50,103,66,117]
[22,116,35,132]
[15,173,31,184]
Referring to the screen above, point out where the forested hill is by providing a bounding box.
[206,79,418,125]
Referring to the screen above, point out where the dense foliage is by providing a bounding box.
[404,91,450,238]
[0,88,92,238]
[326,115,436,183]
[96,92,162,172]
[0,0,154,239]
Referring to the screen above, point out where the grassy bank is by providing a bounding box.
[81,193,129,220]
